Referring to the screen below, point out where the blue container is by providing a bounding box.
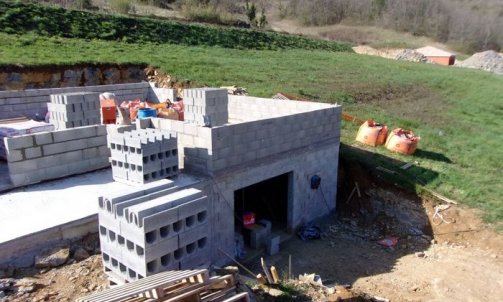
[137,108,157,119]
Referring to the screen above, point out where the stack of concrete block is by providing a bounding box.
[184,88,228,127]
[98,183,210,283]
[48,92,101,129]
[108,129,178,185]
[3,125,109,187]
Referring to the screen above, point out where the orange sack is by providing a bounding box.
[385,128,420,155]
[356,120,389,146]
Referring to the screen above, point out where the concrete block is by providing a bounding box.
[265,234,280,255]
[6,149,23,162]
[52,126,97,142]
[7,159,38,173]
[4,135,34,150]
[9,170,46,186]
[33,132,53,145]
[83,147,99,159]
[246,224,268,249]
[142,207,179,234]
[24,146,42,159]
[87,136,107,148]
[45,164,70,179]
[179,223,208,247]
[96,125,107,136]
[144,236,178,261]
[42,140,86,155]
[257,219,272,234]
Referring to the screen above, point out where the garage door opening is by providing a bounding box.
[234,172,293,236]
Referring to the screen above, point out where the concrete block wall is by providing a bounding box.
[198,140,340,267]
[0,82,150,120]
[228,95,336,122]
[146,84,177,103]
[208,105,341,173]
[148,118,213,173]
[4,125,110,187]
[48,92,101,129]
[184,88,228,127]
[108,128,179,184]
[98,182,210,283]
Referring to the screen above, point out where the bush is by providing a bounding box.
[110,0,132,14]
[181,4,235,25]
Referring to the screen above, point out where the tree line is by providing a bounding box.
[283,0,502,52]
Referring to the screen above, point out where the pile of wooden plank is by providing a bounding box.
[77,269,249,302]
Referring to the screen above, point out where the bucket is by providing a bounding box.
[137,108,157,119]
[243,212,256,227]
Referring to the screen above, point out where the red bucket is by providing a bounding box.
[243,212,256,227]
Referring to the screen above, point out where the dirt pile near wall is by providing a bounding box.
[456,50,503,74]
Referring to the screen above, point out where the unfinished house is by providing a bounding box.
[0,84,341,284]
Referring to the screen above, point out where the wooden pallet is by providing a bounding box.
[77,269,209,302]
[77,270,249,302]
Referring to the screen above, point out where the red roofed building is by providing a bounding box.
[416,46,456,65]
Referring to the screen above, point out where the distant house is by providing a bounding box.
[416,46,456,65]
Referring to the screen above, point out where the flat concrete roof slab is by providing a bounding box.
[0,169,202,244]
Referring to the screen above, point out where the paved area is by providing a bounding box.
[0,168,201,244]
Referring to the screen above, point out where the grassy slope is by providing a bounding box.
[0,33,502,223]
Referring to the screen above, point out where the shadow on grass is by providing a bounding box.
[414,149,452,163]
[341,143,440,188]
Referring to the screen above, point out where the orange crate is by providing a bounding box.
[100,99,117,124]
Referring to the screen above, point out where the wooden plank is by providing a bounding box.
[163,276,234,302]
[260,258,273,284]
[270,266,280,284]
[201,287,235,302]
[78,270,208,302]
[220,293,250,302]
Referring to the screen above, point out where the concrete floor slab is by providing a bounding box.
[0,168,202,244]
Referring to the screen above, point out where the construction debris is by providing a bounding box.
[144,66,192,97]
[34,247,70,269]
[432,204,455,225]
[221,86,248,95]
[392,48,428,62]
[77,269,249,302]
[456,50,503,75]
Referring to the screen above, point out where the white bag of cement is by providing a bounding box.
[99,92,116,101]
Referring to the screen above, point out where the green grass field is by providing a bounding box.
[1,32,502,225]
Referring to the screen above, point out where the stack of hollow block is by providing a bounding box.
[184,88,229,127]
[48,92,101,129]
[108,129,178,185]
[98,182,210,284]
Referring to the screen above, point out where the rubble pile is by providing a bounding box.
[456,50,503,74]
[394,49,429,63]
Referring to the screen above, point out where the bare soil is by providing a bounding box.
[250,171,503,301]
[1,171,502,302]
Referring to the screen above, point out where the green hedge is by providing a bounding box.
[0,1,353,52]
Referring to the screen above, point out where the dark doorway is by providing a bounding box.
[234,172,292,231]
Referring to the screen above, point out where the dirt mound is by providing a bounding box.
[394,49,429,62]
[352,45,400,59]
[353,46,429,63]
[456,50,503,74]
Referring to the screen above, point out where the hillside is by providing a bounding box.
[0,1,502,226]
